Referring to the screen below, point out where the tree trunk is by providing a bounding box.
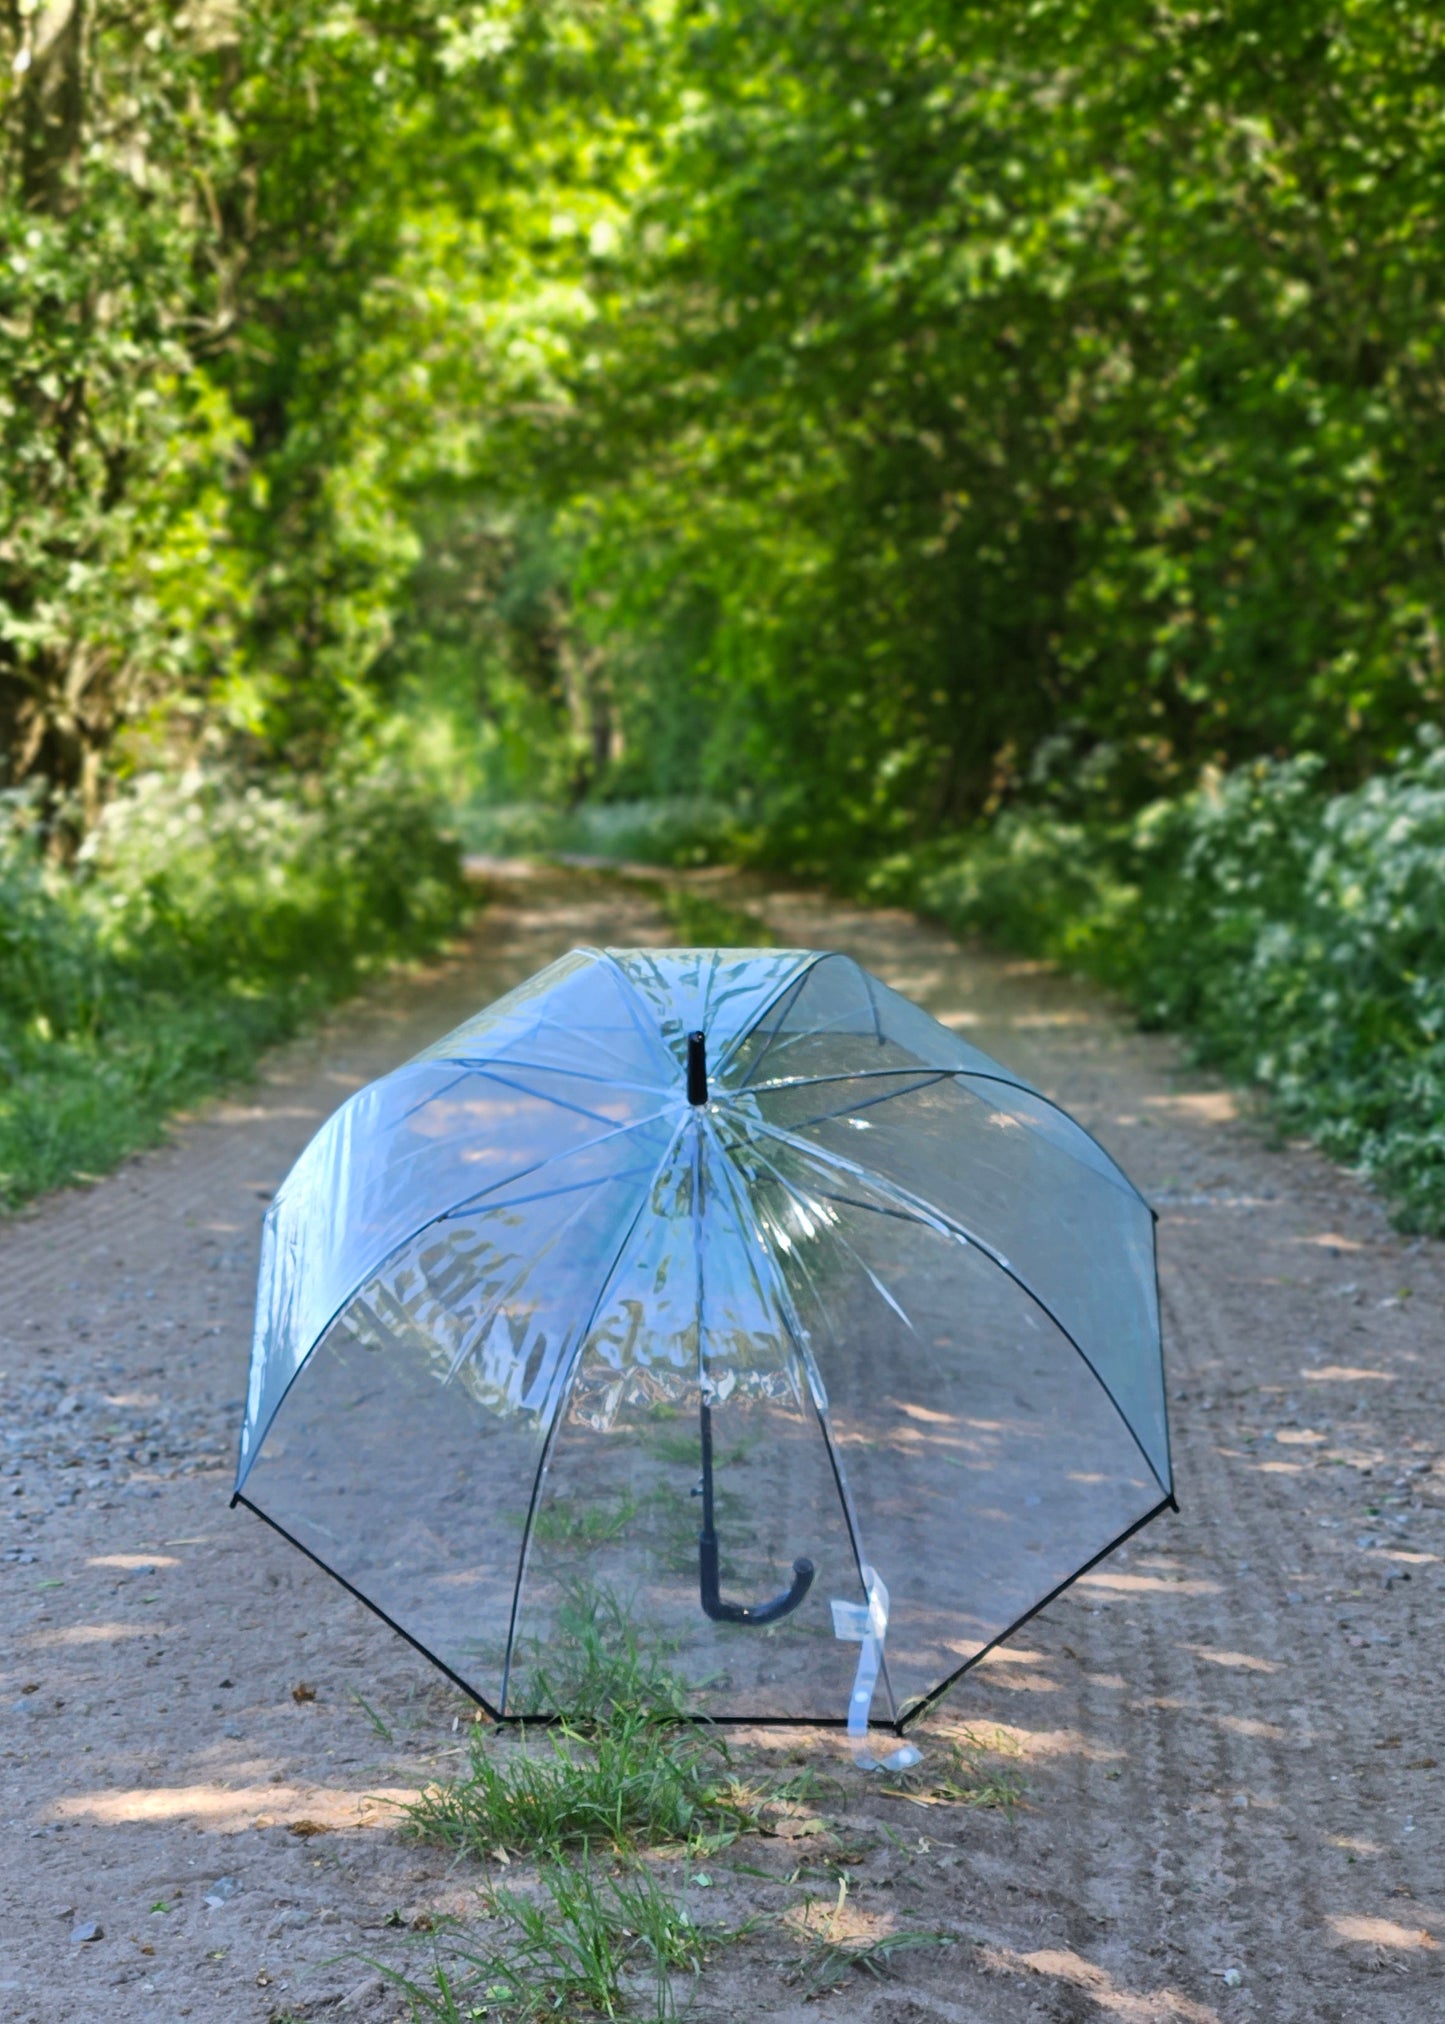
[13,0,89,210]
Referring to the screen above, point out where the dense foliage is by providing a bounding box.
[879,737,1445,1230]
[5,2,1445,1214]
[0,767,466,1203]
[10,3,1444,842]
[0,0,649,826]
[568,0,1445,864]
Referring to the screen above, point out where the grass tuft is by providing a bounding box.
[785,1877,955,1997]
[518,1580,692,1727]
[402,1706,770,1863]
[794,1924,956,1998]
[405,1584,830,1864]
[375,1861,718,2022]
[878,1729,1026,1817]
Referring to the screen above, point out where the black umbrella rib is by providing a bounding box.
[752,1071,950,1131]
[439,1110,673,1221]
[234,1112,672,1495]
[713,953,828,1084]
[1149,1207,1177,1500]
[751,1120,1172,1501]
[589,948,689,1075]
[424,1054,671,1096]
[747,1067,1147,1207]
[445,1157,664,1219]
[473,985,672,1083]
[468,1063,625,1128]
[498,1112,690,1713]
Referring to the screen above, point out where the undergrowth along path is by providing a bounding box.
[1,864,1442,2023]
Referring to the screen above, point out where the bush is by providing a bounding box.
[0,766,469,1207]
[879,735,1445,1234]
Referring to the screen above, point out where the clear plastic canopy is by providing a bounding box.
[235,946,1172,1730]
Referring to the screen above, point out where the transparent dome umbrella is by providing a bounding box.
[233,947,1174,1757]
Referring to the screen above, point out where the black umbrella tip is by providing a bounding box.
[687,1030,708,1105]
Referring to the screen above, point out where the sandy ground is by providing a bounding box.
[2,865,1442,2024]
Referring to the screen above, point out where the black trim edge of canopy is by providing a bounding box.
[234,1488,1178,1740]
[896,1491,1177,1731]
[232,1492,505,1723]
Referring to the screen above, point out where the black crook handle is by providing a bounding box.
[699,1531,814,1625]
[695,1398,814,1626]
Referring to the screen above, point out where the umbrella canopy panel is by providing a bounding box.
[236,947,1171,1726]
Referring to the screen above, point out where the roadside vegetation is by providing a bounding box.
[864,734,1445,1231]
[0,766,467,1205]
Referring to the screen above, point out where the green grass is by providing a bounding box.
[400,1583,769,1860]
[878,1730,1026,1818]
[513,1581,693,1726]
[402,1581,829,1864]
[532,1496,640,1549]
[393,1585,1007,2020]
[792,1922,956,1998]
[402,1704,774,1862]
[375,1861,719,2023]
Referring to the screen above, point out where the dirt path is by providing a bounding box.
[3,867,1442,2023]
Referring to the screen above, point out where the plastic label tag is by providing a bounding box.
[831,1598,871,1641]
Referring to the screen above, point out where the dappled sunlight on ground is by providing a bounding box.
[87,1553,181,1570]
[1142,1091,1240,1125]
[946,1718,1127,1765]
[21,1619,159,1648]
[50,1779,414,1833]
[979,1942,1228,2021]
[1184,1645,1280,1672]
[1328,1914,1440,1952]
[783,1889,899,1946]
[1077,1569,1223,1597]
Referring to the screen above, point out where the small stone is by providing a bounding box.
[1222,1966,1244,1988]
[204,1875,241,1907]
[221,1721,242,1740]
[70,1921,104,1943]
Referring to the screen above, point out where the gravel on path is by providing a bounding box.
[2,865,1442,2023]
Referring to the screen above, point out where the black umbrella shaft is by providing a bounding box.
[687,1030,708,1105]
[699,1395,718,1531]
